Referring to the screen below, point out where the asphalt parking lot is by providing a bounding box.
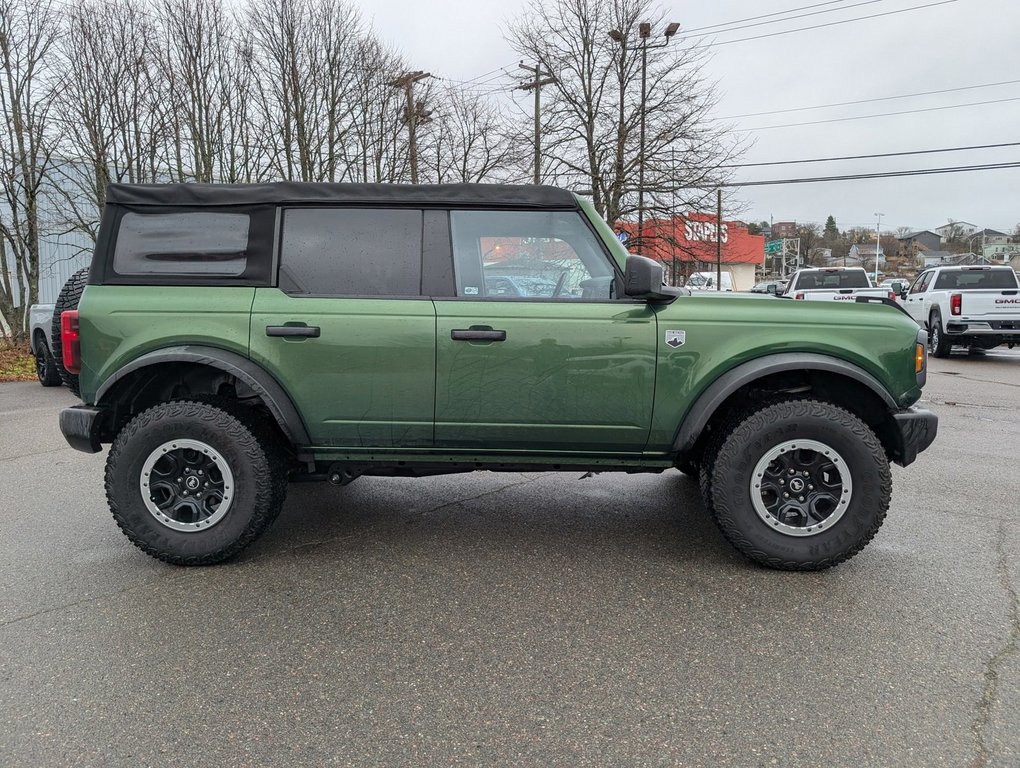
[1,352,1017,767]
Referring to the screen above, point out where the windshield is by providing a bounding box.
[796,270,871,290]
[932,269,1019,290]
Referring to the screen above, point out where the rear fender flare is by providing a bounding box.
[95,345,310,445]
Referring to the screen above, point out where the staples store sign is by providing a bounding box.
[685,220,728,244]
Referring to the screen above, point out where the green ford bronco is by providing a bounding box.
[58,182,937,569]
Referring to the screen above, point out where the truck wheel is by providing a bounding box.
[34,336,62,386]
[709,399,891,571]
[105,400,288,565]
[927,311,952,358]
[50,267,90,396]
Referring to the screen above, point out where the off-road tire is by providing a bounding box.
[105,400,288,565]
[50,267,90,396]
[709,399,891,571]
[928,310,952,358]
[34,336,62,386]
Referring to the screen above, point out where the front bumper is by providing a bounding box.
[891,406,938,466]
[59,405,105,453]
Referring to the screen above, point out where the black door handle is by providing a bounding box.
[451,329,506,342]
[266,325,320,338]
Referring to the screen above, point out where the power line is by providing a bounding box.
[683,0,851,33]
[685,0,887,38]
[717,79,1020,120]
[721,141,1020,168]
[734,95,1020,131]
[699,0,958,47]
[720,161,1020,188]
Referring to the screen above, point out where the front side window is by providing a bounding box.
[909,272,931,294]
[449,210,615,300]
[113,212,251,276]
[279,208,423,296]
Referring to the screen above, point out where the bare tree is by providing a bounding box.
[52,0,164,242]
[0,0,58,339]
[420,85,522,184]
[507,0,744,230]
[247,0,369,182]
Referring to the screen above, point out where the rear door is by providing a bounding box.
[433,208,658,452]
[249,207,436,448]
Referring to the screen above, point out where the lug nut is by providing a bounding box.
[783,492,789,498]
[798,496,805,501]
[808,484,814,490]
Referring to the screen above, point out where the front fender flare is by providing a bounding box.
[95,345,310,445]
[672,352,897,453]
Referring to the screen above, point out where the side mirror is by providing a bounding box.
[899,289,909,299]
[624,255,682,302]
[774,286,785,296]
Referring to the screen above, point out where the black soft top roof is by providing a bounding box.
[106,182,579,209]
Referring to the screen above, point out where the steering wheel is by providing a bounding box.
[551,270,568,298]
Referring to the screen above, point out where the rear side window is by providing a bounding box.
[114,212,250,276]
[280,208,422,296]
[796,270,870,290]
[933,269,1019,290]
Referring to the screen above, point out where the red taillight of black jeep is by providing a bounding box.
[60,310,81,374]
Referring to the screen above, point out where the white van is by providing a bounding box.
[685,270,734,291]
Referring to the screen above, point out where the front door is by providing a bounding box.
[249,207,436,448]
[433,208,657,452]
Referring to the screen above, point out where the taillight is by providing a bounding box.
[795,293,805,300]
[888,291,897,301]
[60,310,81,375]
[950,293,962,316]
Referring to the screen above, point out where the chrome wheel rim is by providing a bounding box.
[140,439,234,532]
[750,439,852,537]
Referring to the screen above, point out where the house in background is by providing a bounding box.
[896,230,941,260]
[919,251,992,268]
[846,242,884,271]
[770,221,797,239]
[932,221,979,242]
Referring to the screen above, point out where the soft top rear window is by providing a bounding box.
[933,269,1019,290]
[797,270,870,290]
[104,206,274,285]
[114,212,249,276]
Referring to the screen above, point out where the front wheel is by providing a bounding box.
[105,400,288,565]
[709,399,891,571]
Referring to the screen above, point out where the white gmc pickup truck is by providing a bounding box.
[781,267,894,302]
[900,265,1020,357]
[28,303,62,386]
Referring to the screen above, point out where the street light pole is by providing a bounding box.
[609,22,679,256]
[874,211,884,284]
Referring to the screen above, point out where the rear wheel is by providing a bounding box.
[50,267,90,396]
[34,337,62,386]
[708,399,891,571]
[928,311,952,358]
[105,400,288,565]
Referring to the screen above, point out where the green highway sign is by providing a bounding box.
[765,239,783,255]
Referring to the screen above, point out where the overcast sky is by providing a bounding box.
[362,0,1019,234]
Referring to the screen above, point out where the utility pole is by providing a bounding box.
[388,71,431,184]
[874,211,884,284]
[518,62,555,185]
[716,189,723,291]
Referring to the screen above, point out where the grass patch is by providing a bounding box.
[0,339,36,382]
